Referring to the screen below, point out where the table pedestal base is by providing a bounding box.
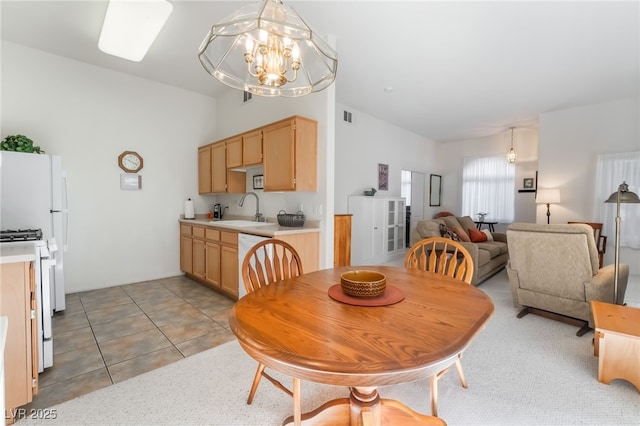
[283,387,445,426]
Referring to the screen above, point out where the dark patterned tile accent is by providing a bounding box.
[38,343,105,388]
[175,327,235,357]
[91,313,156,343]
[53,326,96,355]
[108,346,184,383]
[99,328,172,366]
[85,302,143,326]
[52,311,89,334]
[160,318,222,345]
[25,368,112,411]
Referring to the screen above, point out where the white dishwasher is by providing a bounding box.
[237,233,271,298]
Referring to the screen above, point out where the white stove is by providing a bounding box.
[0,230,56,372]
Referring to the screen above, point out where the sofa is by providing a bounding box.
[506,223,628,334]
[413,215,509,285]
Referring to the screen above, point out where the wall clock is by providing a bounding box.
[118,151,143,173]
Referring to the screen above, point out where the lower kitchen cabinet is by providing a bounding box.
[180,224,238,299]
[0,261,38,424]
[180,222,318,299]
[220,245,238,296]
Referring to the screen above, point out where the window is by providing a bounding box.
[594,151,640,249]
[462,156,515,222]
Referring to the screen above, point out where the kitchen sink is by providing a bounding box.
[208,220,273,227]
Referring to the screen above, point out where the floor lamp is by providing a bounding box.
[536,188,561,224]
[604,181,640,304]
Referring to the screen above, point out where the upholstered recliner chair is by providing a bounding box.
[506,223,628,336]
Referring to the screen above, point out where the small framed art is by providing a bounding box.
[523,178,534,189]
[253,174,264,190]
[378,163,389,190]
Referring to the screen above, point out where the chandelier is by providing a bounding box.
[506,127,518,163]
[198,0,338,97]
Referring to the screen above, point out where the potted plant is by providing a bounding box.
[1,134,44,153]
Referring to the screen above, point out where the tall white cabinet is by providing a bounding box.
[348,196,406,265]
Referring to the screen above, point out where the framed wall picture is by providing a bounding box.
[523,178,534,189]
[253,174,264,190]
[429,174,441,206]
[378,163,389,190]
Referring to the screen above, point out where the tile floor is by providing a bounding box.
[24,275,236,410]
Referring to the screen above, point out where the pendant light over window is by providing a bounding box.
[198,0,338,97]
[506,127,518,163]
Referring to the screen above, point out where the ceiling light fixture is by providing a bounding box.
[98,0,173,62]
[198,0,338,97]
[506,127,518,163]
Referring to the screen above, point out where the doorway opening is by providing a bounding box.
[402,170,426,247]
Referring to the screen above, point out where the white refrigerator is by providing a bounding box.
[0,150,68,312]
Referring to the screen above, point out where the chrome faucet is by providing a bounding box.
[238,191,264,222]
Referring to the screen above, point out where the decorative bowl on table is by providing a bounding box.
[340,270,387,297]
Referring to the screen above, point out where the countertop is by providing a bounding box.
[0,242,37,264]
[179,215,320,237]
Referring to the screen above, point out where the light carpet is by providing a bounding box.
[18,270,640,425]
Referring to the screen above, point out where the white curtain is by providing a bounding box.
[594,151,640,249]
[462,156,515,222]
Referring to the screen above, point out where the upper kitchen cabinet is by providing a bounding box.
[198,145,212,194]
[262,116,317,192]
[242,129,262,166]
[198,140,245,195]
[225,136,243,169]
[226,130,262,168]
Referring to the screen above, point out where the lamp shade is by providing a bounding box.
[605,181,640,203]
[536,188,561,204]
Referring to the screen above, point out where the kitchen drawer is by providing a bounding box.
[221,231,238,246]
[192,226,205,239]
[180,224,192,236]
[205,228,220,241]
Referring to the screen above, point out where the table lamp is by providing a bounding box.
[536,188,561,224]
[604,181,640,304]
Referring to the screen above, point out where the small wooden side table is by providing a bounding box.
[591,300,640,392]
[474,221,497,232]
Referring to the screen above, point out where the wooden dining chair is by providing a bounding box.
[568,222,607,268]
[241,239,304,421]
[404,237,475,417]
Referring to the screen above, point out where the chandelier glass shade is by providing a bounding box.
[506,127,518,163]
[198,0,338,97]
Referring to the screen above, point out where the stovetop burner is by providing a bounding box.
[0,228,43,242]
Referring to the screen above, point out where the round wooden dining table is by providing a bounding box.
[229,265,494,426]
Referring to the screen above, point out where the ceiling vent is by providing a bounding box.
[343,110,353,123]
[243,91,253,103]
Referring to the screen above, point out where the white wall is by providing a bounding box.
[1,42,218,292]
[538,97,640,274]
[434,128,539,232]
[334,104,438,216]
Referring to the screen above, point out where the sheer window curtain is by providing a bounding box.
[462,156,515,222]
[594,151,640,249]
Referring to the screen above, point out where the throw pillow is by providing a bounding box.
[468,228,488,243]
[481,229,493,241]
[452,227,471,242]
[439,224,460,241]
